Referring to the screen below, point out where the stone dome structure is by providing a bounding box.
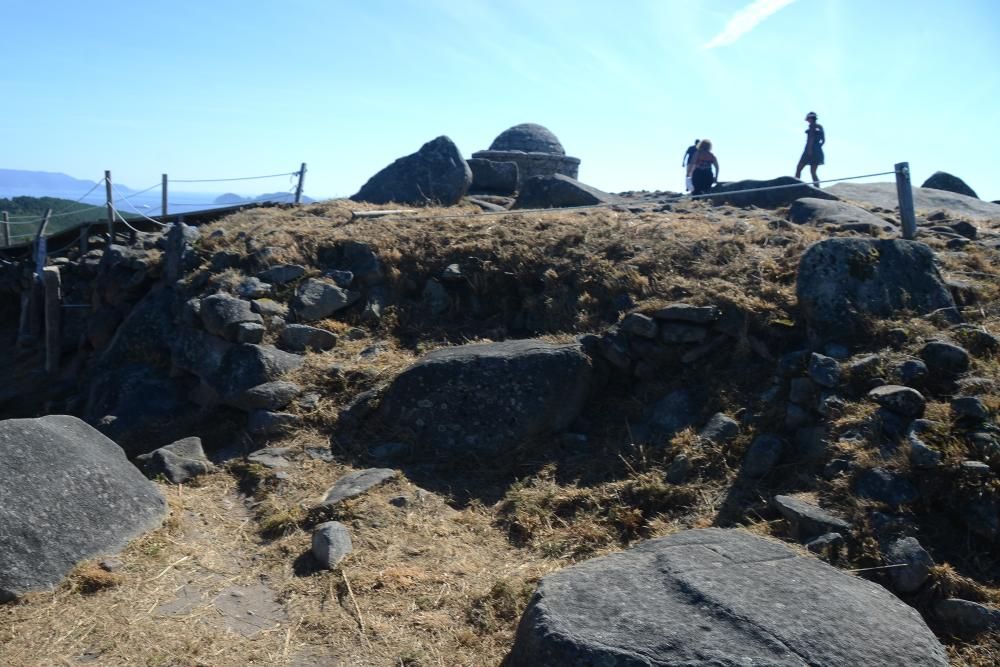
[488,123,566,156]
[471,123,580,184]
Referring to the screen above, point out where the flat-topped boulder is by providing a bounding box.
[0,416,167,600]
[828,182,1000,220]
[709,176,838,208]
[505,528,947,666]
[374,339,593,456]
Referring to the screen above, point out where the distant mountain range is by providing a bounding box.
[0,169,133,193]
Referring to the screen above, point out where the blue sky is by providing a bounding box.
[3,0,999,200]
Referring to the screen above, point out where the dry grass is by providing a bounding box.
[4,199,1000,665]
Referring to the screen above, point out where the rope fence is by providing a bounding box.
[4,160,968,261]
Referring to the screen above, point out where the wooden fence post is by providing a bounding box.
[162,173,168,218]
[104,170,115,244]
[1,211,9,248]
[79,225,89,254]
[294,162,307,204]
[34,209,52,279]
[895,162,917,240]
[43,266,61,374]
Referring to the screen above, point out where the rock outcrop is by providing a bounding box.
[351,136,472,206]
[505,528,948,666]
[709,177,838,208]
[797,238,957,343]
[0,416,167,600]
[921,171,978,199]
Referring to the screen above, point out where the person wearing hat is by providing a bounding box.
[682,139,699,192]
[795,112,825,187]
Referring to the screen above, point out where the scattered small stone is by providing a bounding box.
[822,343,850,361]
[247,411,299,437]
[297,392,321,411]
[823,458,855,480]
[920,340,970,377]
[887,328,909,349]
[665,455,691,484]
[247,447,294,469]
[621,313,658,339]
[236,381,302,411]
[346,327,367,340]
[324,269,354,288]
[235,277,272,299]
[440,263,463,282]
[697,413,739,444]
[885,537,934,594]
[896,359,929,385]
[908,436,942,469]
[236,321,265,344]
[279,324,338,352]
[135,436,214,484]
[389,495,410,508]
[854,468,919,507]
[311,522,353,570]
[951,396,989,422]
[808,353,841,388]
[258,264,305,285]
[960,460,991,478]
[806,532,844,556]
[934,598,1000,636]
[317,469,397,508]
[868,385,926,419]
[742,435,783,478]
[650,303,720,323]
[99,558,124,573]
[304,447,334,462]
[772,495,851,540]
[251,298,288,318]
[293,278,360,322]
[817,393,847,419]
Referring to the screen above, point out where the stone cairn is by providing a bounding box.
[471,123,580,186]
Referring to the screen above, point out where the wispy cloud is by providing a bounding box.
[704,0,798,49]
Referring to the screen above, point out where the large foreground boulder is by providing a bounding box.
[797,238,957,343]
[375,339,593,455]
[790,198,898,235]
[512,174,617,209]
[505,528,947,666]
[827,182,1000,220]
[0,416,167,600]
[351,136,472,206]
[709,176,838,208]
[921,171,978,199]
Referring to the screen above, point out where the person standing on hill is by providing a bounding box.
[795,112,825,187]
[682,139,699,192]
[687,140,719,196]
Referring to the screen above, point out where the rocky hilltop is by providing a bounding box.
[1,133,999,665]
